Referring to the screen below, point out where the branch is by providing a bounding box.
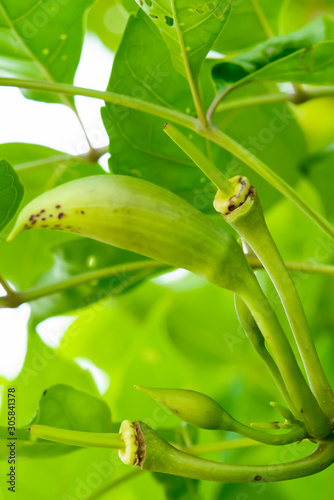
[1,78,334,241]
[1,258,333,310]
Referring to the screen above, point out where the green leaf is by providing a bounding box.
[137,0,231,80]
[102,11,229,211]
[0,158,24,231]
[280,0,334,34]
[29,238,163,326]
[87,0,132,52]
[212,17,334,87]
[0,0,93,103]
[32,383,114,431]
[213,0,284,53]
[302,143,334,218]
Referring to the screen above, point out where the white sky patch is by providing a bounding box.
[0,304,30,380]
[74,357,110,395]
[74,33,114,152]
[208,50,226,59]
[36,316,77,348]
[98,152,111,172]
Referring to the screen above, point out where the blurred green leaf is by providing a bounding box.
[213,0,285,53]
[301,142,334,218]
[0,158,24,231]
[0,0,93,103]
[87,0,132,52]
[29,238,163,326]
[212,17,334,87]
[280,0,334,34]
[101,10,219,210]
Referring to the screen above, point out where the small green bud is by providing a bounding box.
[270,402,298,424]
[135,386,235,431]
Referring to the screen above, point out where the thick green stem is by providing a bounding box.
[223,191,334,420]
[136,422,334,482]
[30,425,124,450]
[164,123,233,196]
[0,78,198,131]
[235,295,297,414]
[11,260,167,306]
[240,277,331,438]
[183,438,262,455]
[1,257,334,310]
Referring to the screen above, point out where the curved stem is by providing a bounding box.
[1,257,333,311]
[0,78,199,132]
[227,195,334,419]
[240,276,331,438]
[30,425,124,449]
[10,260,167,307]
[223,419,306,446]
[14,147,109,173]
[138,421,334,482]
[209,84,334,121]
[235,295,297,414]
[0,276,14,296]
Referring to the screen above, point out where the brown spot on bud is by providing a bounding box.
[58,213,65,219]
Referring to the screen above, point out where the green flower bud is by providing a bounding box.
[135,386,235,430]
[8,175,255,294]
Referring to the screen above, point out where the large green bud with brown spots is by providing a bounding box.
[8,174,255,294]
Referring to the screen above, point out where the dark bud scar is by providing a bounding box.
[40,209,45,213]
[81,211,85,214]
[41,218,46,221]
[58,213,65,219]
[55,205,61,209]
[254,475,262,481]
[29,215,34,221]
[32,220,37,224]
[49,214,53,217]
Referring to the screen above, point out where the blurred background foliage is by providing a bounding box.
[1,0,334,499]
